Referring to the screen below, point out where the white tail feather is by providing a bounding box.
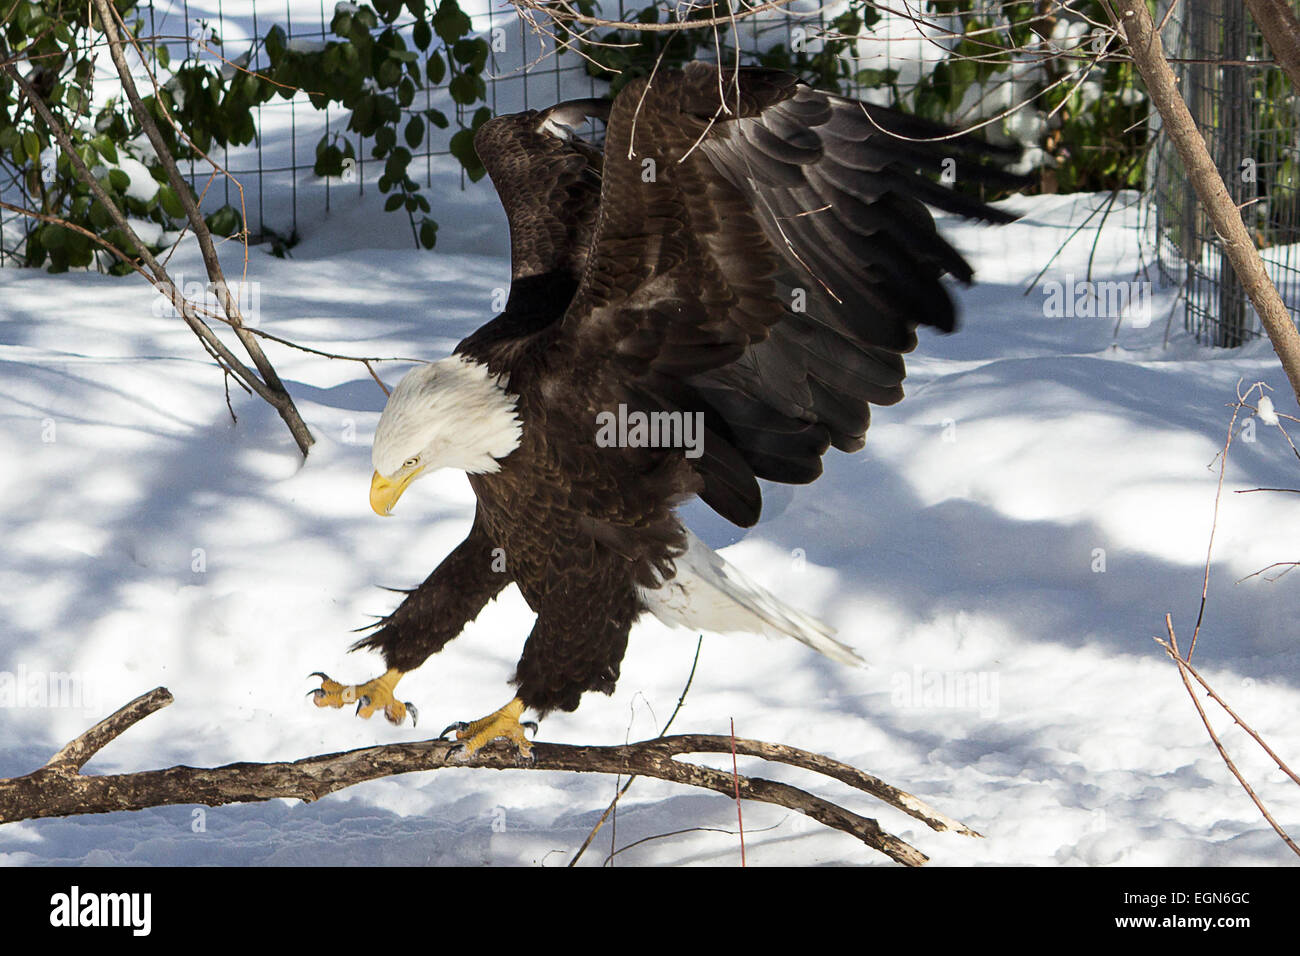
[638,530,863,667]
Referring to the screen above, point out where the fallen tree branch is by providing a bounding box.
[0,688,980,866]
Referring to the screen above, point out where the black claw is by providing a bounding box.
[309,671,331,681]
[440,721,468,740]
[522,721,539,735]
[407,703,419,727]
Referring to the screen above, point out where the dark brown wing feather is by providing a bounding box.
[553,62,1023,524]
[473,99,609,287]
[458,100,610,366]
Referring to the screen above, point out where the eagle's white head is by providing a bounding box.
[369,355,523,516]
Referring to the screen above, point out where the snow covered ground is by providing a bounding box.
[3,11,1300,861]
[3,179,1298,867]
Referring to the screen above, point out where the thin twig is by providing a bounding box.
[569,635,704,866]
[1155,618,1300,858]
[731,716,746,867]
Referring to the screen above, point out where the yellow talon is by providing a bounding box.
[310,668,415,725]
[442,698,534,758]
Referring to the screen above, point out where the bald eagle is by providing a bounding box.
[312,62,1022,755]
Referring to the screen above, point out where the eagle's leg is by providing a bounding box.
[310,668,417,726]
[440,697,537,758]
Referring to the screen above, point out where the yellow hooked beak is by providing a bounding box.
[370,467,423,516]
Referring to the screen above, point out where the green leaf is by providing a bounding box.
[21,131,41,166]
[205,204,243,237]
[448,72,482,105]
[265,24,287,60]
[432,0,472,44]
[89,200,113,230]
[384,193,404,212]
[452,38,488,72]
[158,185,186,219]
[377,58,402,88]
[351,95,376,135]
[384,147,411,179]
[315,140,345,176]
[41,224,67,250]
[376,95,402,125]
[92,134,119,164]
[419,217,437,249]
[375,0,403,22]
[66,230,94,267]
[413,19,432,50]
[450,127,485,179]
[404,115,424,147]
[425,51,445,85]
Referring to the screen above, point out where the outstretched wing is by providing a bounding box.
[472,98,610,302]
[553,62,1023,526]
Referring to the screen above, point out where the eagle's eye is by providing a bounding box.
[403,456,419,470]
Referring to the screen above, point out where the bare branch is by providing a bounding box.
[0,687,982,867]
[1106,0,1300,408]
[44,688,174,772]
[1245,0,1300,90]
[1156,618,1300,858]
[511,0,802,34]
[91,0,315,455]
[0,199,151,280]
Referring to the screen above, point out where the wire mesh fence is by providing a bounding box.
[0,0,896,264]
[4,0,1167,278]
[1,0,604,262]
[1149,0,1300,347]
